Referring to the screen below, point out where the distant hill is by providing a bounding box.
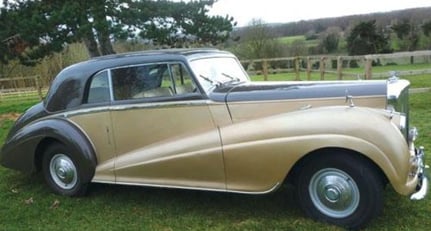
[234,7,431,37]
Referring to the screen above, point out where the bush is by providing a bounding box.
[349,60,359,68]
[386,62,398,66]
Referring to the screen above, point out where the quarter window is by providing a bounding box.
[170,63,196,95]
[86,71,111,104]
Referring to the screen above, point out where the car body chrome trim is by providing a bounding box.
[411,175,429,200]
[387,78,409,99]
[60,100,225,118]
[410,146,429,200]
[91,180,281,195]
[63,106,112,118]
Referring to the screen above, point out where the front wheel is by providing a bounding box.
[296,152,384,230]
[42,143,88,196]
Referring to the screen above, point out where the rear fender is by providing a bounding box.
[1,118,97,183]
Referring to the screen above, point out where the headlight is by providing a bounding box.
[389,111,408,140]
[399,114,407,131]
[409,127,419,142]
[386,104,395,112]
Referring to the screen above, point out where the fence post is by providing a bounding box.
[337,56,343,80]
[247,60,255,75]
[364,57,372,79]
[306,57,311,80]
[320,56,326,80]
[295,57,300,81]
[35,75,43,100]
[11,76,18,90]
[262,59,268,81]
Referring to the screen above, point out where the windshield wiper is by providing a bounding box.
[199,75,222,86]
[222,73,241,82]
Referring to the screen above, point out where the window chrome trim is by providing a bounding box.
[109,99,212,111]
[107,69,114,102]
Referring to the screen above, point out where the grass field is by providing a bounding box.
[277,35,320,48]
[0,75,430,230]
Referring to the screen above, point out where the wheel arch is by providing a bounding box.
[35,137,62,172]
[292,147,386,229]
[286,147,388,186]
[32,118,98,184]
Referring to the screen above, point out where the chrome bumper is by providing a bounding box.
[410,146,429,200]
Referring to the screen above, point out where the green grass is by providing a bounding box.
[0,79,430,230]
[0,100,40,114]
[277,35,307,44]
[277,35,319,47]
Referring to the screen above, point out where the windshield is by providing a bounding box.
[189,57,250,93]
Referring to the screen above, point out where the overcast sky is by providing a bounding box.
[209,0,431,27]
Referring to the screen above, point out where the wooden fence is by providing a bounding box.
[0,50,430,103]
[0,76,45,102]
[0,88,48,103]
[241,50,431,80]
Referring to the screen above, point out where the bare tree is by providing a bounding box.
[318,27,342,54]
[236,18,285,59]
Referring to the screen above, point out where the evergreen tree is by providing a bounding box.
[346,20,392,55]
[422,20,431,37]
[0,0,235,65]
[391,19,419,51]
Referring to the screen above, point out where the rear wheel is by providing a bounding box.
[42,143,88,196]
[296,152,383,229]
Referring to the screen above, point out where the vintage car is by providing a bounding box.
[0,48,427,229]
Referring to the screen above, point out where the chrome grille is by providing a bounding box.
[387,78,410,139]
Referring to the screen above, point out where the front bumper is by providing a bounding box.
[410,146,429,200]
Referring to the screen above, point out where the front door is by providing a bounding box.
[109,62,226,190]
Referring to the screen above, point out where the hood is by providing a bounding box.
[209,80,387,103]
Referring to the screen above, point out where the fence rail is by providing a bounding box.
[0,50,430,103]
[0,88,48,103]
[0,75,45,102]
[241,50,431,80]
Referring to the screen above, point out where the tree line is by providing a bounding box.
[234,7,431,38]
[1,1,431,74]
[231,17,431,60]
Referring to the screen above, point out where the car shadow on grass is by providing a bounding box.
[81,181,430,230]
[2,169,424,230]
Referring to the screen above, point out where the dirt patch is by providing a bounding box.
[0,113,21,123]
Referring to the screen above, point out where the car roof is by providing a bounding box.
[61,48,233,78]
[44,48,234,112]
[91,48,228,61]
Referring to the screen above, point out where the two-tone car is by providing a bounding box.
[0,48,427,229]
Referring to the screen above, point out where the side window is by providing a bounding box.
[170,63,196,95]
[86,71,111,104]
[111,64,173,100]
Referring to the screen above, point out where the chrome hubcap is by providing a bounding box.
[49,154,77,190]
[309,168,360,218]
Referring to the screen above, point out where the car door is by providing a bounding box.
[69,70,116,183]
[109,62,226,190]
